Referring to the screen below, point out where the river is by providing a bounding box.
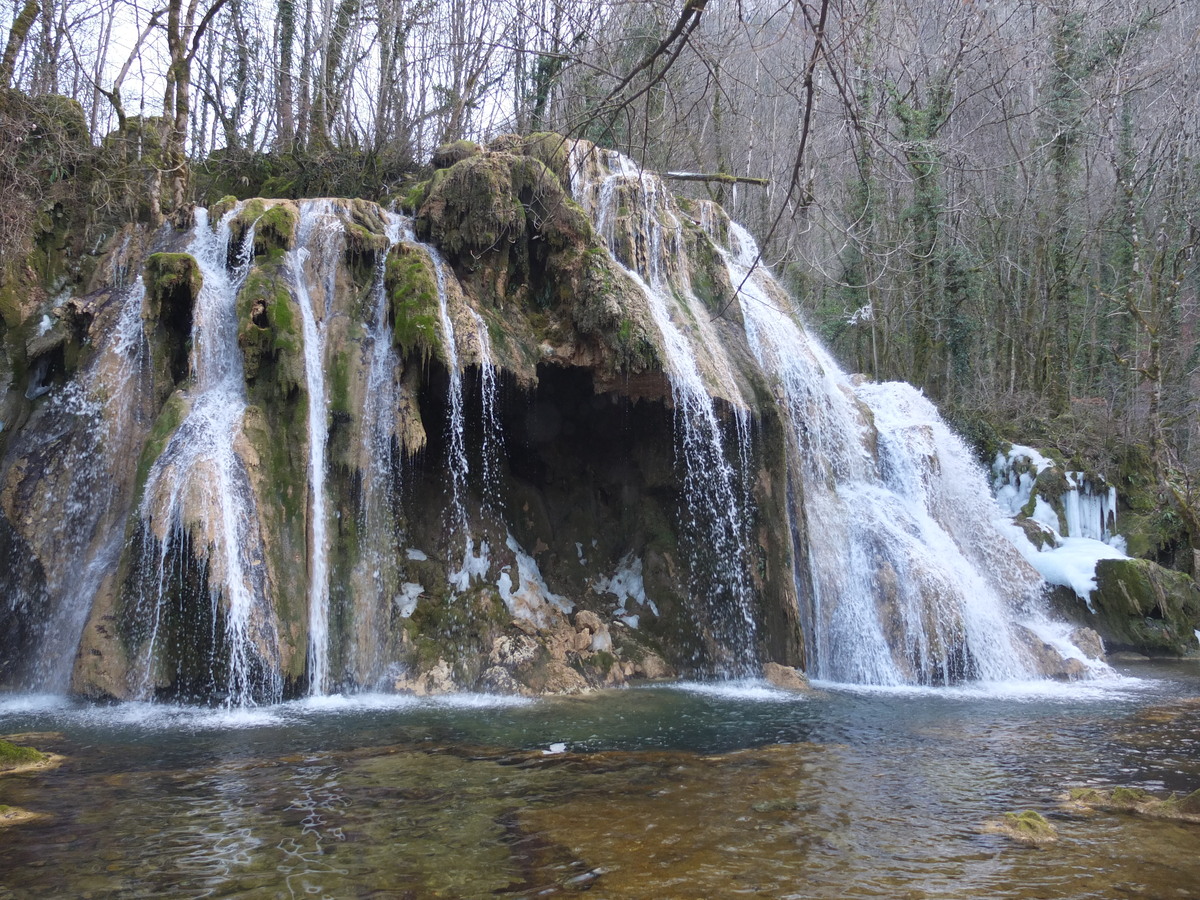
[2,662,1199,898]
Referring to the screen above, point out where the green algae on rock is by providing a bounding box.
[981,810,1058,847]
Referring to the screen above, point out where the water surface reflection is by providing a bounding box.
[1,662,1199,898]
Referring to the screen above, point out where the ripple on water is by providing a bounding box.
[2,667,1200,898]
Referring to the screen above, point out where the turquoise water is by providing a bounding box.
[2,662,1200,898]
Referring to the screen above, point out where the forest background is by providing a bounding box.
[1,0,1197,572]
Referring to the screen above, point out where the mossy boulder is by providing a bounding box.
[144,253,201,386]
[209,194,239,225]
[418,151,590,262]
[521,132,571,187]
[343,198,391,266]
[237,261,303,392]
[0,739,44,771]
[1066,786,1200,822]
[386,243,442,362]
[1089,557,1200,655]
[981,809,1057,847]
[432,140,482,170]
[145,253,201,305]
[132,391,191,504]
[231,199,298,257]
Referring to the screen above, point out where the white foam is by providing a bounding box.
[660,679,807,702]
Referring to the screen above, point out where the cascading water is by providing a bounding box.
[16,276,150,691]
[716,218,1052,684]
[471,309,505,513]
[289,200,347,695]
[133,208,282,705]
[350,212,411,686]
[1,145,1116,703]
[569,145,758,674]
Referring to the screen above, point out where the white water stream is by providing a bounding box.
[136,208,281,705]
[289,200,348,696]
[717,218,1060,684]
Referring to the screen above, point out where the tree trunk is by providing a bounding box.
[0,0,39,89]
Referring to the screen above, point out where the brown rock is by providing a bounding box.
[1070,627,1106,661]
[763,662,810,692]
[574,610,604,634]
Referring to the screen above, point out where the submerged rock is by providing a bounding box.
[980,809,1058,847]
[1063,786,1200,823]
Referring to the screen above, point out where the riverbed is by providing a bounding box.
[2,661,1199,898]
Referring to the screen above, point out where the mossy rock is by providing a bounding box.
[344,198,391,258]
[400,179,431,215]
[418,154,526,257]
[237,262,303,392]
[521,132,571,187]
[100,115,165,164]
[1067,785,1200,822]
[992,810,1057,846]
[432,140,482,170]
[386,243,442,362]
[132,391,191,503]
[1090,557,1200,655]
[144,253,202,307]
[232,199,298,256]
[0,739,44,771]
[209,195,239,225]
[143,253,201,385]
[417,150,591,263]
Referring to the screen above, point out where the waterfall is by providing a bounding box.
[134,208,282,705]
[717,219,1044,685]
[289,200,347,696]
[351,212,410,686]
[19,276,149,691]
[471,309,504,513]
[423,243,494,592]
[569,145,758,675]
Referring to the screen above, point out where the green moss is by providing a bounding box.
[1110,786,1153,805]
[386,244,442,361]
[1002,810,1056,840]
[1090,557,1200,655]
[133,392,189,503]
[145,253,202,302]
[432,140,482,170]
[404,589,509,681]
[329,346,352,415]
[521,132,571,186]
[209,195,239,225]
[683,222,730,314]
[591,649,616,676]
[0,740,44,768]
[232,200,298,257]
[237,262,303,390]
[419,154,525,256]
[401,180,431,215]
